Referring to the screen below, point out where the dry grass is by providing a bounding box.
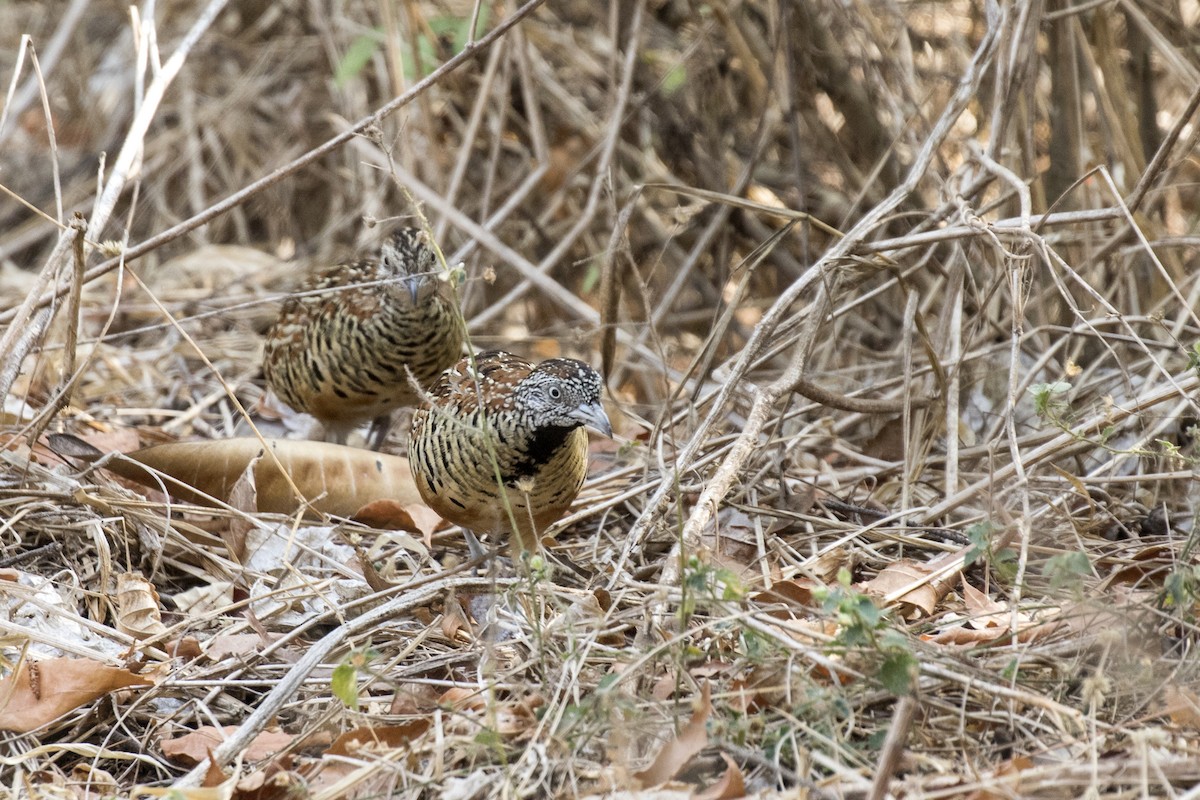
[4,0,1200,797]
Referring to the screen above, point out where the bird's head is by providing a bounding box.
[517,359,612,437]
[380,227,441,304]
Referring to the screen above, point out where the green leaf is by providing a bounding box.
[879,650,918,695]
[662,63,687,94]
[1043,551,1092,589]
[964,521,993,566]
[1029,381,1071,418]
[335,34,380,88]
[331,662,359,710]
[580,258,602,295]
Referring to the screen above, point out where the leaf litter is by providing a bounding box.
[3,1,1200,798]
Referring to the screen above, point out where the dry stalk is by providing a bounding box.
[174,571,514,787]
[624,3,1007,580]
[0,0,550,326]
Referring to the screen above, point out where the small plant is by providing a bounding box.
[965,521,1018,583]
[1042,551,1092,593]
[1029,380,1072,422]
[681,556,745,622]
[1161,564,1200,615]
[814,570,918,695]
[1187,342,1200,375]
[331,646,379,712]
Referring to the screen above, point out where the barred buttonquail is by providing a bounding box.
[262,228,463,449]
[408,351,612,554]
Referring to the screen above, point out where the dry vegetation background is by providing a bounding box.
[3,0,1200,797]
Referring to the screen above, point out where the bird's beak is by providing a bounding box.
[571,401,612,437]
[403,276,421,305]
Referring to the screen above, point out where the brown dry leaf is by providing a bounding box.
[651,672,677,701]
[694,752,746,800]
[114,572,168,640]
[0,658,153,733]
[161,725,294,765]
[167,637,204,660]
[204,633,279,661]
[441,592,470,640]
[222,449,263,562]
[961,580,1012,629]
[925,611,1062,647]
[1099,543,1178,590]
[436,688,540,737]
[701,508,761,582]
[800,547,850,584]
[964,755,1034,800]
[69,763,118,798]
[438,686,484,711]
[861,556,956,618]
[49,434,422,518]
[633,682,712,789]
[388,683,442,715]
[1160,684,1200,729]
[752,578,822,619]
[326,720,431,756]
[232,759,308,799]
[352,500,444,545]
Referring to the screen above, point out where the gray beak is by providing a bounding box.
[403,276,421,305]
[571,401,612,437]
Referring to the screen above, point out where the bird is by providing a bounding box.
[262,227,463,449]
[408,351,612,555]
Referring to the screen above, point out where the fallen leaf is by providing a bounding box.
[694,752,746,800]
[961,580,1016,630]
[861,557,956,618]
[115,572,167,640]
[167,637,203,660]
[222,449,263,562]
[633,682,712,788]
[1160,684,1200,729]
[327,720,431,756]
[0,658,153,733]
[160,725,294,765]
[48,434,423,519]
[964,755,1034,800]
[352,500,444,545]
[751,578,822,619]
[204,633,279,661]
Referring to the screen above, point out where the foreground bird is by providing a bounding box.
[262,227,463,449]
[409,351,612,554]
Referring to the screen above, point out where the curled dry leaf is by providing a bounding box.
[222,448,263,562]
[48,434,422,519]
[115,572,168,640]
[633,681,713,789]
[351,499,444,545]
[861,556,958,618]
[326,720,431,756]
[693,752,746,800]
[751,578,822,619]
[0,658,153,733]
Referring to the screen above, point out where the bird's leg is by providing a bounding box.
[366,413,394,450]
[462,527,487,561]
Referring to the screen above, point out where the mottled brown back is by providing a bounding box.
[263,228,463,443]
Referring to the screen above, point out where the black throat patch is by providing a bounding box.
[510,424,577,480]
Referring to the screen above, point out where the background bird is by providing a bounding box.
[262,227,463,449]
[409,351,612,555]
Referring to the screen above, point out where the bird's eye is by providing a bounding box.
[548,386,562,400]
